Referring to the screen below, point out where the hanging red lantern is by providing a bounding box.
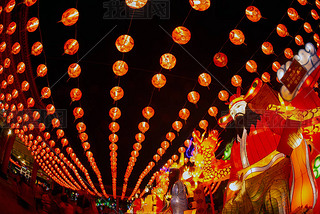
[37,64,47,77]
[115,35,134,53]
[314,33,320,43]
[41,87,51,99]
[245,60,257,73]
[172,26,191,45]
[6,22,16,35]
[138,121,149,133]
[0,42,6,52]
[133,143,142,151]
[135,133,145,143]
[161,141,170,150]
[1,81,7,89]
[46,104,55,115]
[68,63,81,78]
[12,89,18,99]
[272,61,281,72]
[229,29,245,45]
[199,120,208,130]
[142,106,154,120]
[52,118,60,128]
[79,132,88,142]
[73,107,84,119]
[82,142,90,151]
[3,58,10,69]
[110,86,124,101]
[76,122,86,133]
[33,111,40,120]
[218,90,229,101]
[5,0,15,13]
[157,148,165,156]
[39,123,45,132]
[125,0,148,9]
[152,73,166,89]
[109,122,120,133]
[297,0,307,5]
[231,75,242,87]
[21,81,30,91]
[166,132,175,142]
[261,72,270,83]
[31,41,43,56]
[245,6,262,22]
[112,60,128,76]
[317,0,320,9]
[153,154,160,162]
[27,97,35,108]
[311,9,319,20]
[109,143,118,151]
[172,121,183,133]
[49,140,55,148]
[64,39,79,55]
[109,107,121,120]
[0,24,3,34]
[208,106,218,117]
[44,132,50,140]
[276,24,289,37]
[213,52,228,67]
[187,91,200,104]
[284,48,293,59]
[179,108,190,121]
[198,73,211,87]
[17,62,26,74]
[295,35,304,46]
[24,0,37,6]
[189,0,210,11]
[17,103,23,111]
[261,42,273,55]
[6,94,12,102]
[27,17,39,32]
[160,53,176,70]
[61,8,79,26]
[56,129,64,139]
[178,147,186,153]
[304,22,313,33]
[287,8,300,21]
[11,42,21,54]
[131,150,139,158]
[172,154,178,162]
[70,88,82,102]
[61,138,69,147]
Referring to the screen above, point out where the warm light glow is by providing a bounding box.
[229,181,241,191]
[8,129,12,135]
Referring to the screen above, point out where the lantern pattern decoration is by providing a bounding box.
[133,143,142,151]
[172,26,191,45]
[218,90,229,101]
[187,91,200,104]
[6,22,16,35]
[229,29,245,45]
[70,88,82,102]
[261,42,274,55]
[295,35,304,46]
[125,0,148,9]
[172,121,183,133]
[272,61,281,72]
[5,0,15,13]
[304,22,313,33]
[161,141,170,150]
[231,75,242,87]
[284,48,293,59]
[157,148,165,156]
[311,10,319,20]
[276,24,289,37]
[61,8,79,26]
[109,122,120,133]
[179,108,190,121]
[152,73,166,89]
[287,8,300,21]
[73,107,84,120]
[213,52,228,67]
[27,17,39,32]
[11,42,21,54]
[261,72,270,83]
[17,62,26,74]
[189,0,210,11]
[115,35,134,53]
[33,111,40,120]
[109,107,121,120]
[21,81,30,91]
[245,60,257,73]
[31,41,43,56]
[76,122,86,133]
[64,39,79,55]
[52,118,60,129]
[0,42,6,52]
[82,142,90,151]
[199,120,208,130]
[79,133,88,142]
[27,97,35,108]
[208,106,218,117]
[135,133,145,143]
[245,6,262,22]
[153,154,160,162]
[198,73,211,87]
[46,104,56,115]
[138,121,149,133]
[68,63,81,78]
[56,129,64,139]
[113,60,128,76]
[142,106,154,120]
[160,53,176,70]
[4,58,11,68]
[36,64,47,77]
[41,87,51,99]
[166,132,176,142]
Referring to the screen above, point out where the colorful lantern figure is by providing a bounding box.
[61,8,79,26]
[138,121,149,133]
[109,122,120,133]
[142,106,154,120]
[304,22,313,33]
[245,6,262,22]
[76,122,86,133]
[261,42,273,55]
[166,132,175,142]
[113,60,128,76]
[68,63,81,78]
[229,29,245,45]
[311,10,319,20]
[27,17,39,32]
[272,61,281,72]
[189,0,210,11]
[208,106,218,117]
[11,42,21,54]
[213,52,228,67]
[295,35,304,46]
[172,26,191,45]
[64,39,79,55]
[187,91,200,104]
[179,108,190,121]
[6,22,16,35]
[199,120,208,130]
[115,35,134,53]
[21,81,30,91]
[31,42,43,56]
[284,48,293,59]
[160,53,176,70]
[109,107,121,120]
[73,107,84,119]
[4,58,10,68]
[135,133,145,143]
[17,62,26,74]
[231,75,242,87]
[152,73,166,89]
[70,88,82,102]
[27,97,35,108]
[46,104,55,115]
[218,90,229,101]
[198,73,211,87]
[0,42,6,52]
[276,24,289,37]
[125,0,148,9]
[172,121,183,133]
[52,118,60,128]
[261,72,270,83]
[287,8,300,21]
[5,0,15,13]
[161,141,170,150]
[245,60,257,73]
[41,87,51,99]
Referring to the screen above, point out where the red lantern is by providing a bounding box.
[79,132,88,142]
[178,147,186,153]
[152,73,166,89]
[76,122,86,133]
[4,0,15,13]
[187,91,200,104]
[109,122,120,133]
[0,65,3,74]
[172,26,191,45]
[208,106,218,117]
[166,132,175,142]
[0,42,6,52]
[31,41,43,56]
[37,64,47,77]
[0,24,3,34]
[199,120,208,130]
[33,111,40,120]
[73,107,84,119]
[261,72,270,83]
[24,0,37,7]
[6,22,16,35]
[172,121,183,133]
[229,29,245,45]
[135,133,145,143]
[245,6,262,22]
[61,138,69,147]
[44,132,51,140]
[3,58,10,68]
[276,24,289,37]
[49,140,55,148]
[125,0,148,9]
[70,88,82,102]
[52,118,60,129]
[142,106,154,120]
[61,8,79,26]
[218,90,229,101]
[160,53,176,70]
[311,10,319,20]
[39,123,45,132]
[189,0,210,11]
[11,42,20,54]
[153,154,160,162]
[231,75,242,87]
[198,73,211,87]
[68,63,81,78]
[304,22,313,33]
[115,35,134,53]
[26,17,39,33]
[82,142,90,151]
[109,107,121,120]
[245,60,257,73]
[41,87,51,99]
[56,129,64,139]
[261,42,273,55]
[287,8,300,21]
[110,86,124,101]
[21,81,30,91]
[17,62,26,74]
[161,141,170,150]
[12,89,18,99]
[133,143,142,151]
[112,60,128,76]
[157,148,165,156]
[295,35,304,46]
[179,108,190,121]
[213,52,228,67]
[109,143,118,151]
[138,121,149,133]
[314,33,320,43]
[284,48,293,59]
[272,61,281,72]
[172,154,178,162]
[64,39,79,55]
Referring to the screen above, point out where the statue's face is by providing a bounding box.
[230,101,247,120]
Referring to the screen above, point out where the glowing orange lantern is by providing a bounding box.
[27,97,35,108]
[317,0,320,9]
[199,120,208,130]
[61,8,79,26]
[6,22,16,35]
[109,107,121,120]
[64,39,79,55]
[311,10,319,20]
[287,8,300,21]
[133,143,142,151]
[0,24,3,34]
[261,72,270,83]
[24,0,37,6]
[49,140,55,148]
[76,122,86,133]
[187,91,200,104]
[153,154,160,162]
[39,123,45,132]
[161,141,170,150]
[135,133,145,143]
[6,94,12,102]
[44,132,50,140]
[21,81,30,91]
[245,6,262,22]
[115,35,134,53]
[160,53,176,70]
[172,154,178,162]
[70,88,82,102]
[52,118,60,128]
[304,22,313,33]
[109,143,118,151]
[56,129,64,139]
[131,150,139,158]
[172,121,183,133]
[0,42,6,52]
[5,0,15,13]
[198,73,211,87]
[41,87,51,99]
[245,60,257,73]
[0,65,3,74]
[295,35,304,46]
[27,17,39,32]
[112,60,128,76]
[276,24,289,37]
[152,73,166,89]
[31,42,43,56]
[125,0,148,9]
[229,29,245,45]
[208,106,218,117]
[17,62,26,74]
[79,132,88,142]
[68,63,81,78]
[231,75,242,87]
[37,64,47,77]
[189,0,210,11]
[73,107,84,119]
[142,106,154,120]
[17,103,23,111]
[166,132,175,142]
[110,86,124,101]
[218,90,229,101]
[11,42,20,54]
[33,111,40,120]
[157,148,165,156]
[178,147,186,153]
[314,33,320,43]
[284,48,293,59]
[109,122,120,133]
[297,0,307,5]
[61,138,69,147]
[272,61,280,72]
[82,142,90,151]
[172,26,191,45]
[179,108,190,121]
[138,121,149,133]
[261,42,273,55]
[213,52,228,67]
